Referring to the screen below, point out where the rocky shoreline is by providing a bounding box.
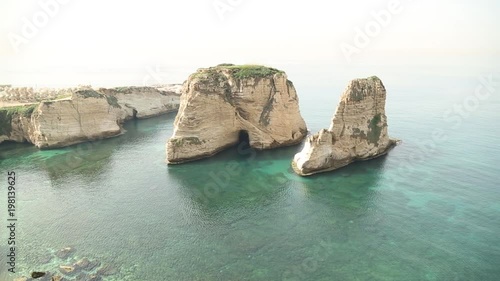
[14,247,119,281]
[0,86,181,149]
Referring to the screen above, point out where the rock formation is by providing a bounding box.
[292,76,397,176]
[166,64,307,164]
[0,86,180,148]
[97,86,179,119]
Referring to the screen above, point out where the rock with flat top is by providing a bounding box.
[167,64,307,164]
[292,76,397,176]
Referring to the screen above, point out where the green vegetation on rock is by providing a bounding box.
[193,69,227,83]
[195,64,284,81]
[0,104,38,136]
[171,137,204,147]
[259,96,274,126]
[114,87,129,92]
[224,65,284,79]
[367,113,382,144]
[76,90,104,99]
[105,95,121,108]
[217,63,235,67]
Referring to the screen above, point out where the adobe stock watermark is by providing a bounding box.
[282,237,335,281]
[213,0,244,21]
[390,74,496,179]
[142,65,171,86]
[340,0,412,63]
[8,0,71,54]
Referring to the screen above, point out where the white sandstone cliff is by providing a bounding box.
[292,76,397,176]
[0,86,181,148]
[98,86,180,119]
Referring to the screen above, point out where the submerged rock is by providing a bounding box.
[73,258,90,269]
[73,257,100,271]
[96,264,118,276]
[292,76,397,176]
[55,247,75,259]
[51,275,65,281]
[58,265,76,275]
[167,64,307,163]
[31,271,46,278]
[74,273,102,281]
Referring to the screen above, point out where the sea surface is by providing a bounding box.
[1,68,500,281]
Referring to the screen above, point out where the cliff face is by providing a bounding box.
[98,86,180,119]
[0,87,181,148]
[292,76,397,176]
[30,90,124,148]
[166,65,307,164]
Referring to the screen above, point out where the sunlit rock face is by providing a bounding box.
[0,87,181,148]
[166,64,307,164]
[292,76,397,176]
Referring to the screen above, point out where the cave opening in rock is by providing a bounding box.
[237,130,251,150]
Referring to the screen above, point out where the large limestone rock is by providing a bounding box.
[292,76,397,176]
[166,64,307,164]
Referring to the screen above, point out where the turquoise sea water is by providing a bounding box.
[1,70,500,281]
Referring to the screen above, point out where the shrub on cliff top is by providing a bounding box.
[223,65,284,79]
[76,89,103,99]
[194,65,284,81]
[105,95,121,108]
[0,104,38,136]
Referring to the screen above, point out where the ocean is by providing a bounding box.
[0,66,499,280]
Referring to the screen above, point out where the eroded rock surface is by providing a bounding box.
[98,86,179,119]
[292,76,397,176]
[0,86,180,148]
[166,64,307,164]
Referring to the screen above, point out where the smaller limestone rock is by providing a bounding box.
[292,76,398,176]
[14,277,30,281]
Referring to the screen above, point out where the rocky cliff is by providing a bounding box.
[98,86,179,119]
[0,86,180,148]
[166,64,307,164]
[292,76,397,176]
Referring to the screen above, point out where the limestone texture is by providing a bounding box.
[0,87,180,148]
[292,76,397,176]
[166,64,307,164]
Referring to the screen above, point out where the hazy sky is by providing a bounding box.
[1,0,499,87]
